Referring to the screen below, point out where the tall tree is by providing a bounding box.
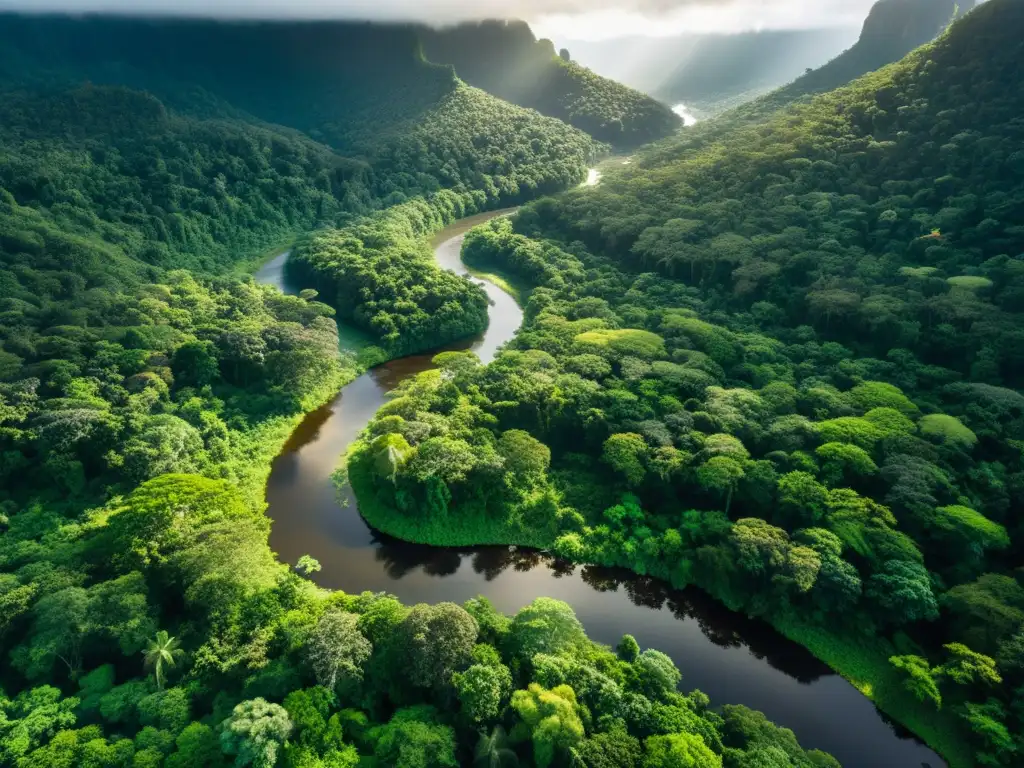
[142,630,183,690]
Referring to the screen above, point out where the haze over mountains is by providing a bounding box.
[0,0,881,32]
[0,1,1021,767]
[558,28,860,104]
[553,0,977,112]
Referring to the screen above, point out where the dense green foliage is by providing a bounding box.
[0,77,370,512]
[0,13,609,182]
[0,11,842,768]
[0,16,449,153]
[421,21,681,148]
[541,2,1024,386]
[0,13,601,373]
[289,195,491,356]
[0,244,352,506]
[0,459,834,766]
[2,2,1022,765]
[274,71,597,354]
[0,12,604,501]
[0,15,600,203]
[354,3,1024,764]
[0,83,357,278]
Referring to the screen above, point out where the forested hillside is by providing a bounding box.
[0,10,850,768]
[769,0,974,105]
[653,28,860,111]
[0,15,601,181]
[0,14,601,394]
[421,20,682,148]
[354,1,1024,765]
[0,10,603,504]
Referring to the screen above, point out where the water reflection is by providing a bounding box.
[255,214,946,768]
[363,528,834,686]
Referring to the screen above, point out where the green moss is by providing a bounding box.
[947,275,993,291]
[899,266,940,278]
[919,414,978,447]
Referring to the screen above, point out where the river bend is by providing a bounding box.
[254,211,943,768]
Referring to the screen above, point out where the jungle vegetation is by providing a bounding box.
[765,0,975,108]
[352,2,1024,765]
[0,11,846,768]
[420,20,682,148]
[674,0,976,125]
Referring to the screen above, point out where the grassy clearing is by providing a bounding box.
[463,264,530,306]
[230,361,356,509]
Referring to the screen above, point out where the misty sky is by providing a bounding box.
[0,0,878,39]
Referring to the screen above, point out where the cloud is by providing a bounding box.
[0,0,876,36]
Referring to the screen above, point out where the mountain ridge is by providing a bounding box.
[420,19,682,147]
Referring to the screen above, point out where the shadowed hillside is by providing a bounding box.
[772,0,976,103]
[421,19,682,148]
[352,2,1024,764]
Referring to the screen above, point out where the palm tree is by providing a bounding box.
[474,726,518,768]
[143,630,183,689]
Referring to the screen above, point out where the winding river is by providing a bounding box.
[254,210,944,768]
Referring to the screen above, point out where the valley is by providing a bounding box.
[254,214,944,768]
[0,1,1021,766]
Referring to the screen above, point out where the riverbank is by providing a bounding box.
[345,464,969,767]
[773,618,973,768]
[344,448,553,549]
[258,205,950,768]
[245,202,523,516]
[339,220,967,767]
[239,253,376,510]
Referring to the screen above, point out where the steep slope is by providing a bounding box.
[0,14,599,163]
[653,28,862,111]
[0,14,599,270]
[539,0,1020,384]
[353,1,1024,764]
[0,85,368,282]
[420,20,682,148]
[772,0,975,103]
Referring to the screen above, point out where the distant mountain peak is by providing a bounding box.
[760,0,976,108]
[858,0,976,49]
